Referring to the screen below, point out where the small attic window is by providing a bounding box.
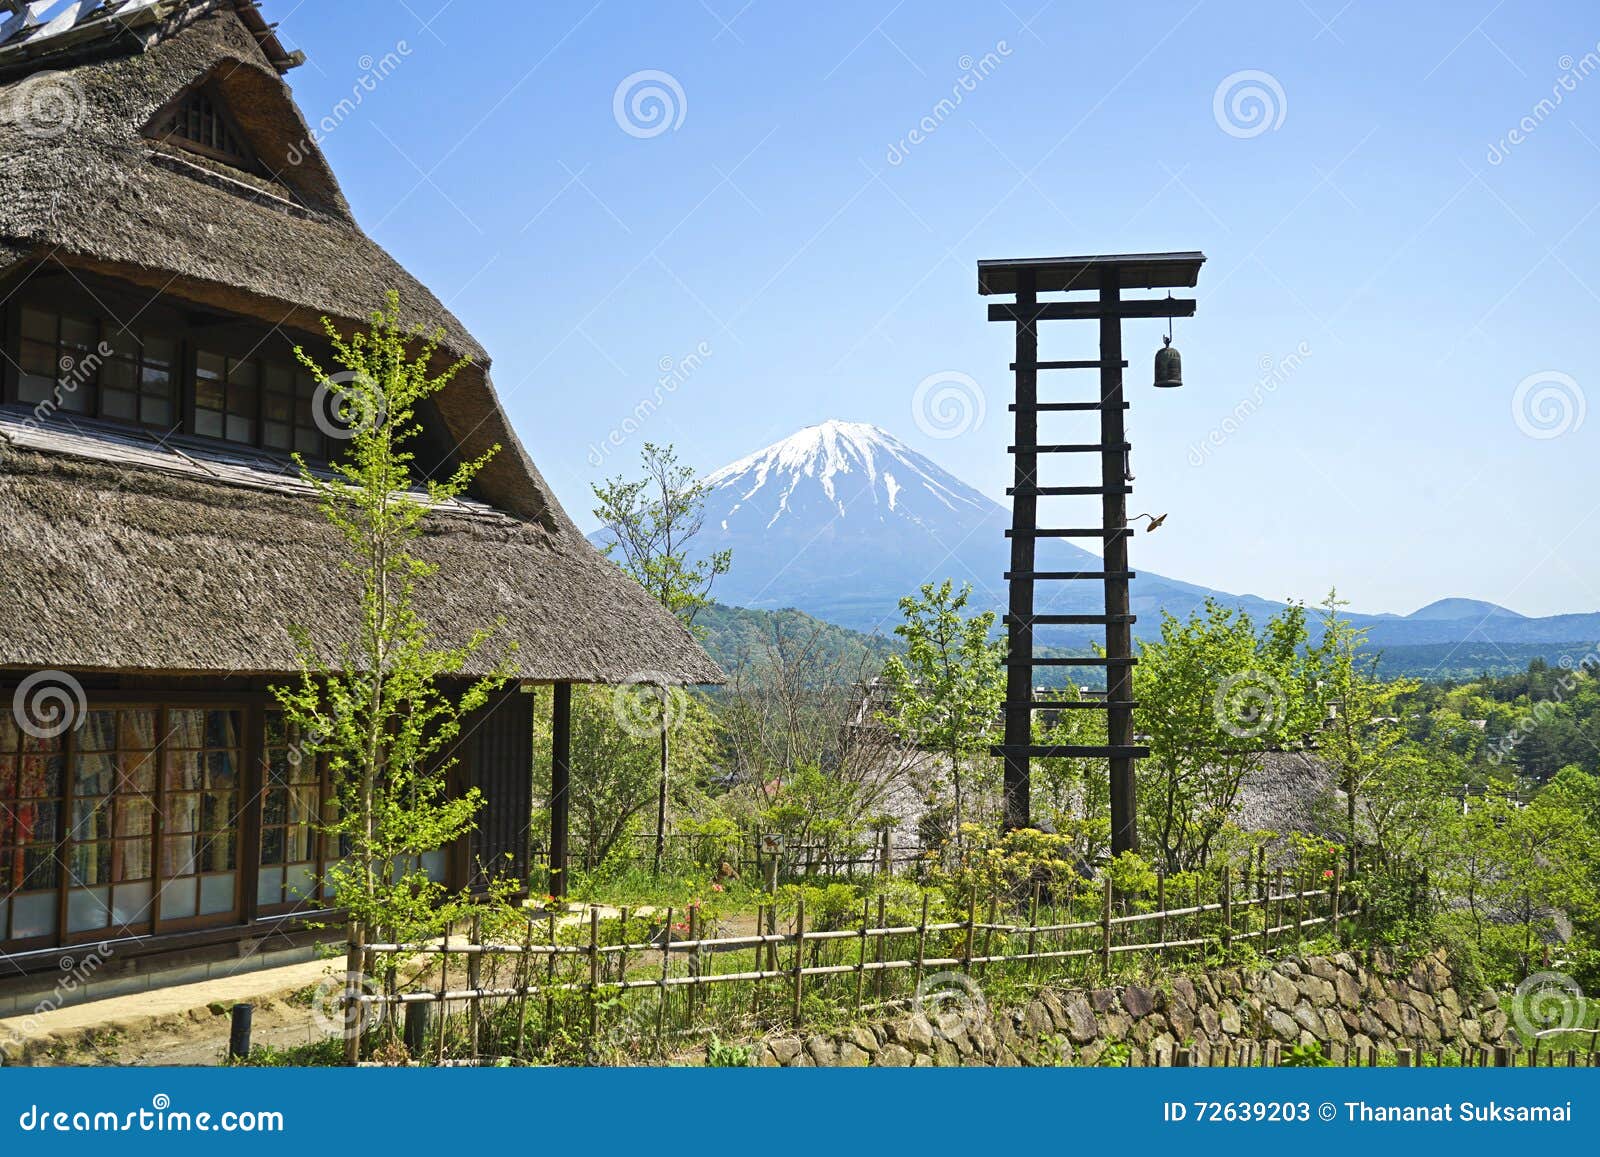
[149,85,263,174]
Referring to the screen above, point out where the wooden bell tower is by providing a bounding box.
[978,251,1205,855]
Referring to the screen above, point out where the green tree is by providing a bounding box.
[1309,591,1419,877]
[272,292,510,946]
[878,580,1006,846]
[592,442,731,631]
[1132,599,1319,873]
[591,442,730,874]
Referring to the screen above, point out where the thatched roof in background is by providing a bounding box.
[1233,751,1337,838]
[0,3,724,685]
[0,421,724,683]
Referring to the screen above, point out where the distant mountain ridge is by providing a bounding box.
[593,420,1600,654]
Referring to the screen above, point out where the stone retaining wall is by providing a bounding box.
[750,947,1512,1067]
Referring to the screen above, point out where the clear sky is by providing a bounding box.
[268,0,1599,618]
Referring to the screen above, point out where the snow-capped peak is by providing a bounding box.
[702,420,991,528]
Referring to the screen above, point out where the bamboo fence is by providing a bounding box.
[341,861,1383,1065]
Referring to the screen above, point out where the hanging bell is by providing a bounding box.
[1153,335,1183,388]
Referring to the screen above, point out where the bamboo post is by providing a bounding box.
[544,911,557,1041]
[1331,863,1343,943]
[1220,866,1233,959]
[656,907,674,1040]
[1156,873,1166,960]
[467,912,482,1060]
[980,895,998,977]
[686,905,701,1027]
[1294,873,1304,940]
[588,906,601,1042]
[1026,881,1040,981]
[751,902,764,1021]
[963,885,978,974]
[1101,876,1113,977]
[436,923,449,1065]
[853,896,869,1015]
[874,894,888,1001]
[343,919,363,1066]
[792,897,806,1024]
[514,912,533,1059]
[913,893,930,999]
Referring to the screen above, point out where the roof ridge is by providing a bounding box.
[0,1,301,77]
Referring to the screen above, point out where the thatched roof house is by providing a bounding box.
[0,0,720,974]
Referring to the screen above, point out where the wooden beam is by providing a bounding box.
[1099,273,1139,857]
[988,298,1196,322]
[550,682,572,898]
[1002,270,1038,832]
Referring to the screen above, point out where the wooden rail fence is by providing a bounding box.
[340,864,1363,1064]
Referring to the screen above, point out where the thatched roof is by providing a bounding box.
[0,412,724,683]
[1233,751,1338,838]
[0,3,724,685]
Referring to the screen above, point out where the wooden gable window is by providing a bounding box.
[150,84,263,173]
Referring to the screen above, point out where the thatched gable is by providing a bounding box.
[0,3,724,686]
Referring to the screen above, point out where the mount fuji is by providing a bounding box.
[687,420,1278,642]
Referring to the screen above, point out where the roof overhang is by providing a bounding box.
[978,251,1206,295]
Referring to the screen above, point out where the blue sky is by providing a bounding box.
[269,1,1599,618]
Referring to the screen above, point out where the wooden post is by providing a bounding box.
[550,682,572,898]
[1221,866,1233,959]
[343,920,363,1066]
[435,923,449,1065]
[467,911,482,1060]
[1001,268,1039,832]
[792,897,806,1024]
[514,913,533,1058]
[1174,1046,1190,1067]
[874,894,888,1001]
[1494,1045,1511,1067]
[1101,876,1113,977]
[686,905,700,1027]
[980,895,999,977]
[854,896,869,1015]
[913,893,930,999]
[1330,862,1342,942]
[588,906,601,1042]
[1026,881,1041,981]
[1099,271,1137,855]
[963,885,978,974]
[652,689,669,879]
[1293,873,1304,940]
[228,1004,253,1062]
[1397,1048,1413,1068]
[544,911,557,1042]
[1156,873,1166,960]
[657,906,674,1040]
[404,1000,429,1059]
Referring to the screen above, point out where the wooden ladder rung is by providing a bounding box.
[1009,443,1131,454]
[1006,528,1132,539]
[1005,657,1138,668]
[1004,570,1136,581]
[990,744,1149,760]
[1004,614,1137,625]
[1009,402,1130,412]
[1008,360,1129,370]
[1008,485,1132,496]
[1018,700,1139,710]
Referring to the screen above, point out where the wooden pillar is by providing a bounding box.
[550,682,572,898]
[1002,269,1039,831]
[1100,272,1137,855]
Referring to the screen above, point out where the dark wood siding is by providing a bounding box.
[463,686,533,888]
